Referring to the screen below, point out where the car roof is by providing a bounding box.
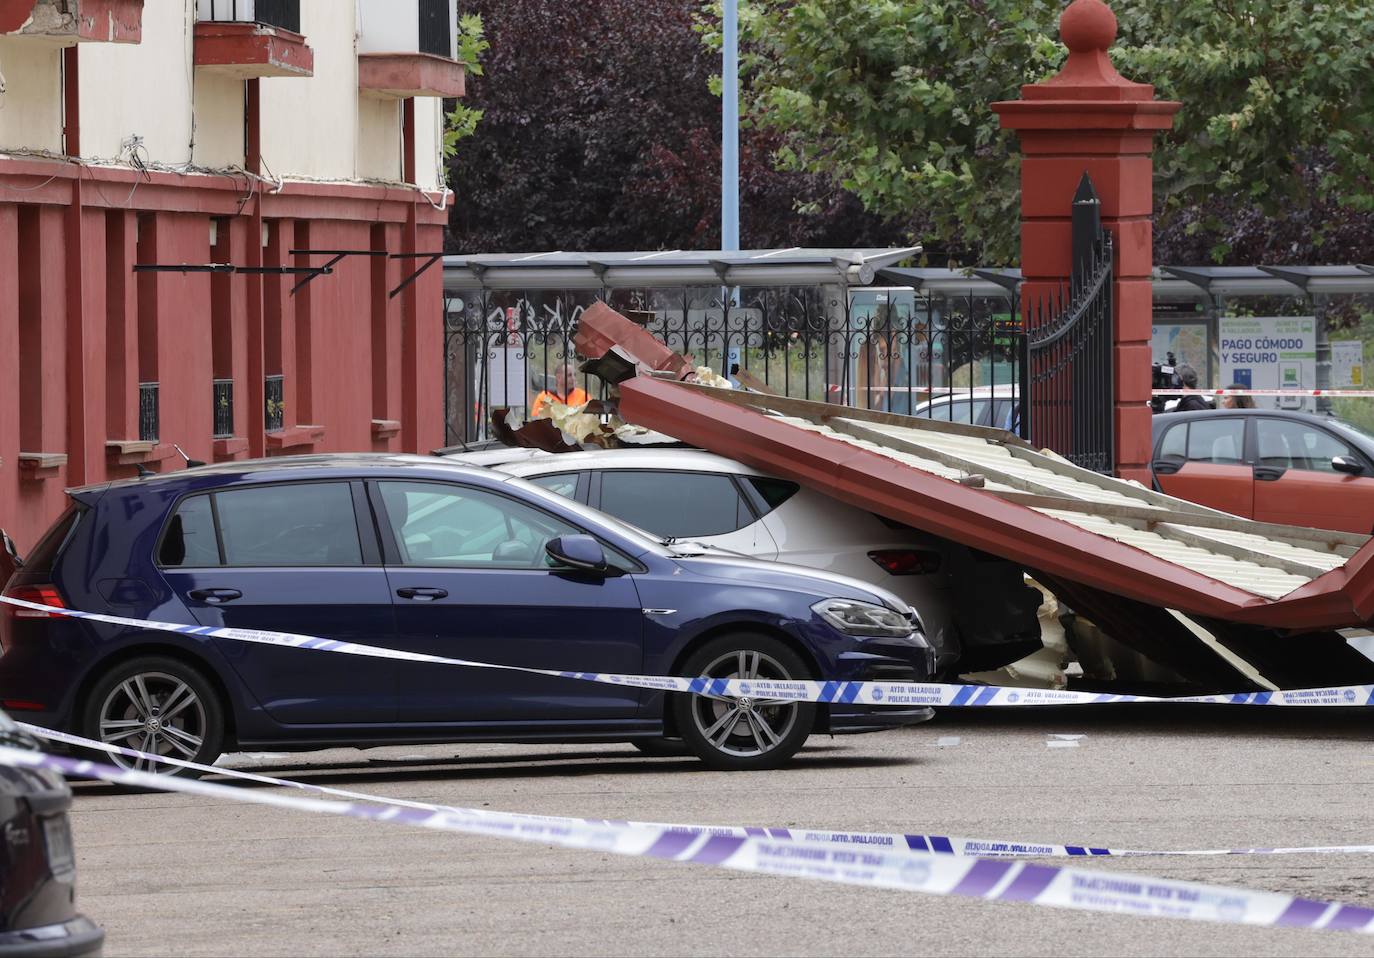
[1153,409,1346,428]
[78,454,494,496]
[491,447,765,478]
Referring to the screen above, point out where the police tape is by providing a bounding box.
[2,745,1372,936]
[27,722,1374,862]
[4,595,1373,708]
[1153,388,1371,398]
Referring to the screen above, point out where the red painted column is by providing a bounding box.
[993,0,1179,482]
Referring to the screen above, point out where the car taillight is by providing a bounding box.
[1,585,68,618]
[868,549,942,576]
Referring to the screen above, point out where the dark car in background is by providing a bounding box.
[0,455,935,772]
[1150,409,1374,534]
[0,710,103,957]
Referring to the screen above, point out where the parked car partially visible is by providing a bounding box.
[913,385,1020,432]
[0,455,936,773]
[0,709,104,957]
[1150,409,1374,534]
[452,447,1044,677]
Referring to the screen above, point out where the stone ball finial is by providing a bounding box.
[1060,0,1118,54]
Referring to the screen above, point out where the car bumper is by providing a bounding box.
[0,916,104,958]
[828,705,935,733]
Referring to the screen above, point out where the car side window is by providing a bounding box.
[1257,419,1357,473]
[529,472,579,500]
[159,495,221,567]
[599,471,754,538]
[1186,419,1245,465]
[379,481,582,569]
[215,483,364,567]
[747,477,800,516]
[1157,423,1187,459]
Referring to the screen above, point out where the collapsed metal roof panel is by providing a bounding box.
[616,379,1374,631]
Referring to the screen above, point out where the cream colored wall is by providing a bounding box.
[414,95,443,192]
[0,0,450,193]
[0,39,63,153]
[192,72,243,169]
[258,0,358,182]
[80,1,195,164]
[355,94,399,182]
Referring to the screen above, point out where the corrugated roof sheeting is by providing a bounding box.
[616,379,1374,631]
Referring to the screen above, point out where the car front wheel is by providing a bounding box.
[81,655,226,778]
[673,634,815,771]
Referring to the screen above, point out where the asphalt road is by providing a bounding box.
[65,705,1374,957]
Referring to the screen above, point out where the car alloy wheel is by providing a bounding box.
[98,671,207,771]
[83,655,225,777]
[673,634,815,771]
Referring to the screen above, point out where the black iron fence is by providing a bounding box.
[418,0,451,58]
[213,379,234,440]
[265,375,284,432]
[138,382,159,443]
[443,180,1116,471]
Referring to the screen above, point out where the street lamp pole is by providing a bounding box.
[722,0,740,253]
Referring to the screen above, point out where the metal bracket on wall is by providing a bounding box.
[133,264,331,279]
[388,252,444,299]
[288,249,389,295]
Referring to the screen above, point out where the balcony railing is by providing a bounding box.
[213,379,235,439]
[138,382,160,443]
[265,375,284,432]
[197,0,300,33]
[417,0,451,58]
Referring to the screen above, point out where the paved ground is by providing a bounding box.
[66,705,1374,957]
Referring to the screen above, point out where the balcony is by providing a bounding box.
[1,0,143,44]
[193,0,312,79]
[356,0,465,99]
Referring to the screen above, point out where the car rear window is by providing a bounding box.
[159,482,364,568]
[599,471,754,538]
[747,477,800,513]
[21,504,83,575]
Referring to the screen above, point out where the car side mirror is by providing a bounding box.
[545,534,609,574]
[1332,456,1366,476]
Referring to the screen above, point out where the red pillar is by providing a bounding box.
[993,0,1179,482]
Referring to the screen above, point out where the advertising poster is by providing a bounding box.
[1332,340,1365,389]
[1218,316,1317,411]
[1150,321,1209,378]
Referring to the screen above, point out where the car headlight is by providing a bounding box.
[811,598,915,638]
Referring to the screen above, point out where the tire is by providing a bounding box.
[630,737,691,757]
[672,634,816,771]
[81,655,226,778]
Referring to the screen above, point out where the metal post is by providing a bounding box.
[722,0,740,253]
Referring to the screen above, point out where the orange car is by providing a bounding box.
[1150,409,1374,534]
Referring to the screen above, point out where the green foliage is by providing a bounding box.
[443,14,491,161]
[714,0,1374,264]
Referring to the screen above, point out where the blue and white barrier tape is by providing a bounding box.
[2,744,1371,935]
[25,723,1374,862]
[4,595,1372,708]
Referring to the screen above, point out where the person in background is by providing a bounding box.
[1221,383,1256,409]
[1173,364,1212,412]
[532,363,591,418]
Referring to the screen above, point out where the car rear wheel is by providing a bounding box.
[81,655,225,778]
[672,634,815,771]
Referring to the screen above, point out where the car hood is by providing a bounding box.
[669,553,913,614]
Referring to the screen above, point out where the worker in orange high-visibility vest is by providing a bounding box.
[531,364,591,418]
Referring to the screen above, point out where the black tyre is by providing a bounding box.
[81,655,226,778]
[672,634,815,771]
[630,737,691,757]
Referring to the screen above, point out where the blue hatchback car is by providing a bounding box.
[0,456,934,771]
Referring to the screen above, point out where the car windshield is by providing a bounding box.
[495,473,670,553]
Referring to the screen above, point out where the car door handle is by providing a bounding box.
[396,587,449,601]
[1152,459,1183,476]
[1254,466,1287,482]
[188,588,242,605]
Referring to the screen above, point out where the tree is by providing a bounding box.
[445,0,907,253]
[716,0,1374,264]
